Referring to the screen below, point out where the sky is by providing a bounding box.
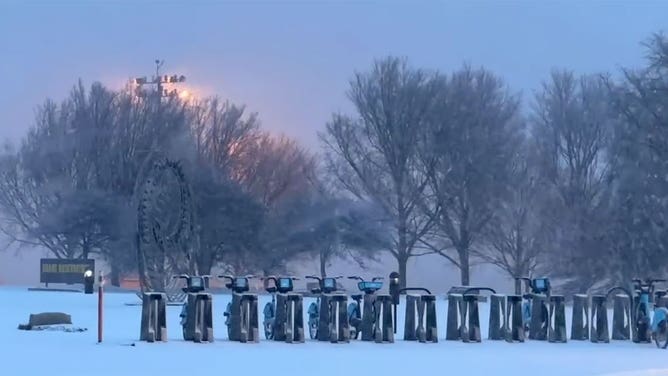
[0,0,667,285]
[1,0,667,150]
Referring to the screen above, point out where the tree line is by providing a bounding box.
[1,33,667,292]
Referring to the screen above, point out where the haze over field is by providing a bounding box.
[0,0,667,290]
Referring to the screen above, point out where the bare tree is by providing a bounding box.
[418,66,522,285]
[320,56,438,288]
[0,147,65,255]
[190,167,263,275]
[603,32,668,284]
[190,97,260,173]
[0,80,201,287]
[478,141,548,279]
[224,132,317,274]
[0,82,119,260]
[235,133,315,207]
[187,97,263,274]
[300,172,389,278]
[532,70,614,291]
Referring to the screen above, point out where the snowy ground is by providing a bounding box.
[2,286,668,376]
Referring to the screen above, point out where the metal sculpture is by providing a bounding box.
[136,158,196,294]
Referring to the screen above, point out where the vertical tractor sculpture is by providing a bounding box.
[136,158,197,294]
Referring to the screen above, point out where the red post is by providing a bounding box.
[98,272,104,343]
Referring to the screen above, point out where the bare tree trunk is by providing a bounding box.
[110,262,121,287]
[82,240,90,259]
[398,253,408,290]
[457,223,472,285]
[514,277,523,295]
[320,57,436,291]
[319,248,328,278]
[196,251,213,276]
[397,214,409,289]
[512,264,526,280]
[458,248,470,286]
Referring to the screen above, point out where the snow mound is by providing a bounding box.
[27,324,88,332]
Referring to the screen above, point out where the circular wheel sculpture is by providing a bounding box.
[136,158,195,293]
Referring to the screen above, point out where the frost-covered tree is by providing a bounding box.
[320,57,439,289]
[299,176,390,278]
[418,66,522,286]
[531,71,615,292]
[478,140,550,280]
[605,33,668,283]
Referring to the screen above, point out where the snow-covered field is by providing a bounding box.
[2,286,668,376]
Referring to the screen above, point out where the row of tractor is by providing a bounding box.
[137,273,668,349]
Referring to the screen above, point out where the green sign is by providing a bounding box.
[40,258,95,284]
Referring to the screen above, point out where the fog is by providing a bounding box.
[0,237,510,293]
[0,242,48,285]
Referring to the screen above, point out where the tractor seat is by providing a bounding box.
[352,294,363,301]
[311,288,321,295]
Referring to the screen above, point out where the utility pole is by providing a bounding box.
[131,59,187,101]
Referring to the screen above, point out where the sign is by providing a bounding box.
[40,258,95,285]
